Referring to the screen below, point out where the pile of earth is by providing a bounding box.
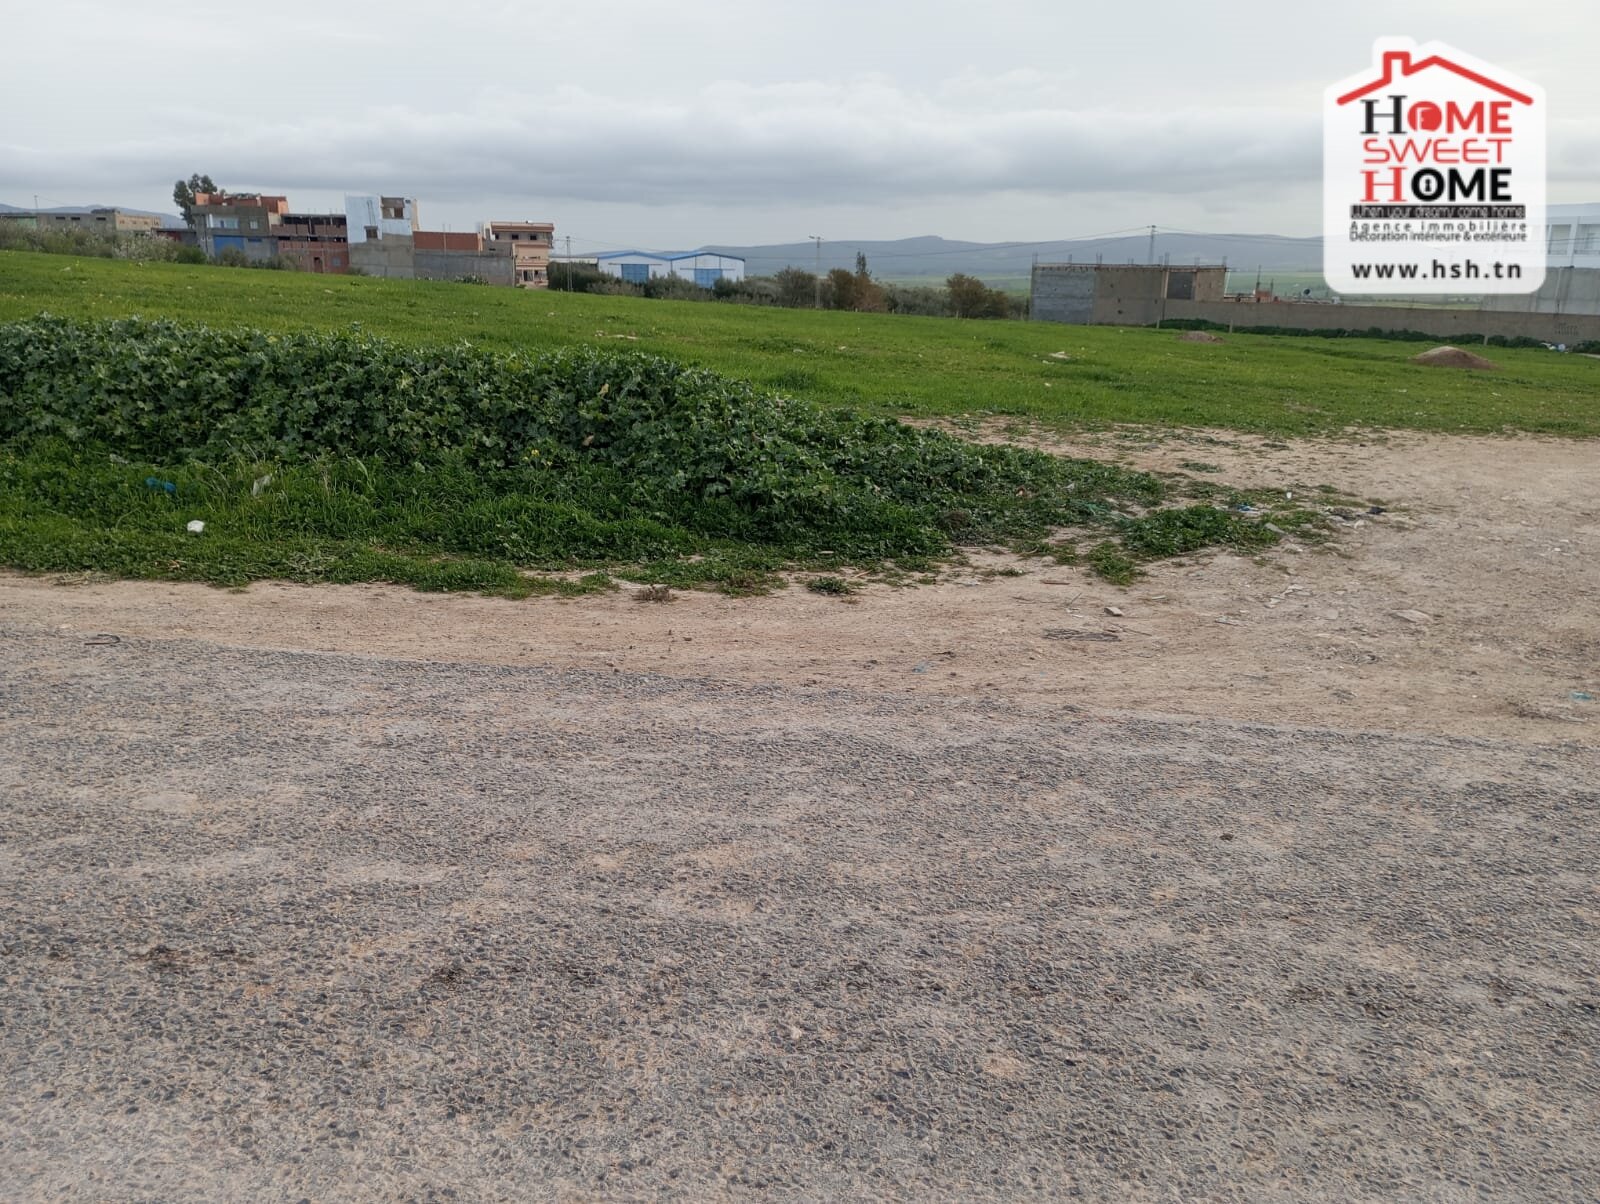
[1411,345,1499,370]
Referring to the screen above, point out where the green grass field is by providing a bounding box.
[2,252,1595,436]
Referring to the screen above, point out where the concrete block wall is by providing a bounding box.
[1160,299,1600,344]
[413,249,514,286]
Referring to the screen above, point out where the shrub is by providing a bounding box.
[0,315,1176,558]
[0,315,1304,585]
[947,273,1012,319]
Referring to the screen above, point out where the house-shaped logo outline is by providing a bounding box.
[1336,49,1534,107]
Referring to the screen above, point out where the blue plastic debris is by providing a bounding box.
[144,477,176,495]
[1573,692,1594,703]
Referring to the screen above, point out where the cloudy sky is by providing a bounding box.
[4,0,1597,250]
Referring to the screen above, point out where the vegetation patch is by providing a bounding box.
[1,315,1316,590]
[2,254,1596,437]
[805,575,857,596]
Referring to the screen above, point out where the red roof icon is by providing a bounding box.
[1336,50,1534,106]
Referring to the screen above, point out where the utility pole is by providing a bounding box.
[1147,224,1157,265]
[809,235,823,308]
[565,234,572,291]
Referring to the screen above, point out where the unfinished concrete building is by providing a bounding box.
[485,221,554,288]
[345,197,515,284]
[274,212,349,273]
[1030,263,1228,325]
[189,193,291,262]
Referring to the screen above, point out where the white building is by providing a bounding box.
[345,195,419,244]
[1546,203,1600,270]
[594,250,746,287]
[1480,202,1600,315]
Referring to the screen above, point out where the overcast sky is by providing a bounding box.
[4,0,1597,250]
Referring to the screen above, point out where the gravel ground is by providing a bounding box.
[2,625,1597,1202]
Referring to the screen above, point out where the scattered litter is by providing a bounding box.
[1392,608,1432,624]
[1235,503,1255,513]
[1412,346,1498,370]
[912,662,929,673]
[1367,505,1387,516]
[83,634,121,646]
[145,477,176,495]
[1043,629,1119,642]
[1573,692,1595,703]
[251,473,273,497]
[186,520,206,534]
[1048,351,1072,360]
[1103,605,1124,617]
[1264,522,1287,536]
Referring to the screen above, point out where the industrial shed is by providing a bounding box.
[595,250,746,287]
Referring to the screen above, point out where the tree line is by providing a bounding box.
[553,253,1025,319]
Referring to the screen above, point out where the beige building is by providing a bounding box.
[485,221,555,288]
[2,207,163,235]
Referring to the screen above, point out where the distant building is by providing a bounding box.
[1479,202,1600,316]
[485,221,554,288]
[1030,263,1227,325]
[345,195,419,245]
[1,207,163,236]
[1546,203,1600,270]
[345,196,517,285]
[191,193,290,262]
[593,250,746,287]
[274,212,350,274]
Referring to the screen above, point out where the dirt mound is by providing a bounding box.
[1411,345,1499,370]
[1178,331,1224,344]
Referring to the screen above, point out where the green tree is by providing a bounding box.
[172,173,219,228]
[946,273,1011,319]
[772,267,817,308]
[826,267,857,311]
[851,252,886,313]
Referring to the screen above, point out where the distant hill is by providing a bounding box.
[0,201,184,228]
[701,233,1323,284]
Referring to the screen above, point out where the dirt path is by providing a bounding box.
[2,629,1596,1201]
[4,430,1599,1199]
[7,429,1596,743]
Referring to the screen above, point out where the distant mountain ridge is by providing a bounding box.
[702,233,1323,283]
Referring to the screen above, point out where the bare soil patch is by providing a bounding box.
[5,429,1595,743]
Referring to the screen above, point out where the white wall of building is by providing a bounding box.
[595,251,747,286]
[345,195,418,244]
[595,253,671,282]
[666,252,746,284]
[1546,203,1600,270]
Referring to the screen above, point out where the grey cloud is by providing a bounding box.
[1,79,1323,208]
